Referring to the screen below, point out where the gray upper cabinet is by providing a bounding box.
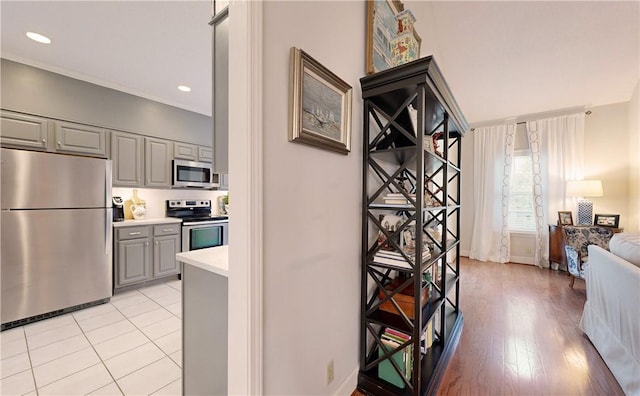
[145,138,172,187]
[174,142,198,161]
[212,8,229,173]
[111,131,143,187]
[1,110,49,150]
[197,146,213,163]
[54,121,107,158]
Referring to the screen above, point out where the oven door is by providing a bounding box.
[182,221,228,252]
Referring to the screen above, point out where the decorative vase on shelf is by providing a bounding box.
[124,189,146,220]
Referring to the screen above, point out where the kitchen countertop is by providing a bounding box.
[112,218,182,227]
[176,246,229,277]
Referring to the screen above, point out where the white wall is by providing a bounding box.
[111,187,227,218]
[628,82,640,232]
[261,2,364,394]
[584,102,630,229]
[460,102,633,261]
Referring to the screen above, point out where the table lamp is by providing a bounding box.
[566,180,603,225]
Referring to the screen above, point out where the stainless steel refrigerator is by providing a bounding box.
[1,148,113,328]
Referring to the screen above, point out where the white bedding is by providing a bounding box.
[580,245,640,395]
[609,232,640,267]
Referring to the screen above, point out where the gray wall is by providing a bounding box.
[1,59,212,146]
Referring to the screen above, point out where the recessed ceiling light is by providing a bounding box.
[26,32,51,44]
[178,85,191,92]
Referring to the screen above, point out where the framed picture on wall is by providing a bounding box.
[594,214,620,228]
[558,211,573,226]
[365,0,421,74]
[288,47,353,155]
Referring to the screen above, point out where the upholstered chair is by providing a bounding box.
[563,226,615,288]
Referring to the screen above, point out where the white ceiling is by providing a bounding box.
[1,1,213,116]
[1,1,639,124]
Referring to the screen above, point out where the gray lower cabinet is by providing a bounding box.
[117,238,151,286]
[114,223,180,289]
[153,235,180,277]
[145,138,172,187]
[111,131,143,187]
[54,121,107,158]
[0,110,49,150]
[182,263,228,395]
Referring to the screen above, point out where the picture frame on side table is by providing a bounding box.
[366,0,421,74]
[594,214,620,228]
[288,47,353,155]
[558,211,574,226]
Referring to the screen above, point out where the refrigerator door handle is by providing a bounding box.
[105,160,112,208]
[106,208,113,255]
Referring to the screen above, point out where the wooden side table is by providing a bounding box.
[548,224,624,271]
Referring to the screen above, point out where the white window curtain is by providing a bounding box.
[527,113,585,268]
[469,124,516,263]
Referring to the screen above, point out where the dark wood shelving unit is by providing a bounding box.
[358,57,469,396]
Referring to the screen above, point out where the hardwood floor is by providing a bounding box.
[354,257,624,395]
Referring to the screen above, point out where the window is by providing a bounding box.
[509,150,536,232]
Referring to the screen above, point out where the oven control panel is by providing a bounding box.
[167,200,211,208]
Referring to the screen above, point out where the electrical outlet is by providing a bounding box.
[327,359,334,385]
[525,247,532,254]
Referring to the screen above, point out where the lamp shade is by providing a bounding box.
[566,180,604,197]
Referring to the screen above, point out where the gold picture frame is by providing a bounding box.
[288,47,353,155]
[558,211,574,226]
[366,0,422,75]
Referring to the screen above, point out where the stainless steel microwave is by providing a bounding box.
[172,159,219,189]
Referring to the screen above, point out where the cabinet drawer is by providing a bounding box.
[117,226,150,240]
[154,224,180,236]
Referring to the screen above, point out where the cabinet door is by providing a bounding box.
[54,121,107,157]
[145,138,172,187]
[548,225,566,267]
[219,173,229,190]
[153,234,180,278]
[174,142,198,161]
[213,13,229,173]
[197,146,213,163]
[0,110,49,150]
[116,238,150,287]
[111,131,143,187]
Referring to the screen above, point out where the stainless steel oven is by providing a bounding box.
[166,199,228,252]
[182,220,228,252]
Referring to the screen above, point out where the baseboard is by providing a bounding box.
[509,255,535,265]
[334,366,359,396]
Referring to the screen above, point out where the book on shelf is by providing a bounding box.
[378,328,412,388]
[382,192,415,205]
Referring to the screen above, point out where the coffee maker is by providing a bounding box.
[112,196,125,222]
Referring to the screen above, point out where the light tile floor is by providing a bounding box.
[0,280,183,396]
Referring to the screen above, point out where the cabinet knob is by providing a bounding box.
[145,242,149,246]
[155,242,158,245]
[42,139,46,144]
[57,141,61,146]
